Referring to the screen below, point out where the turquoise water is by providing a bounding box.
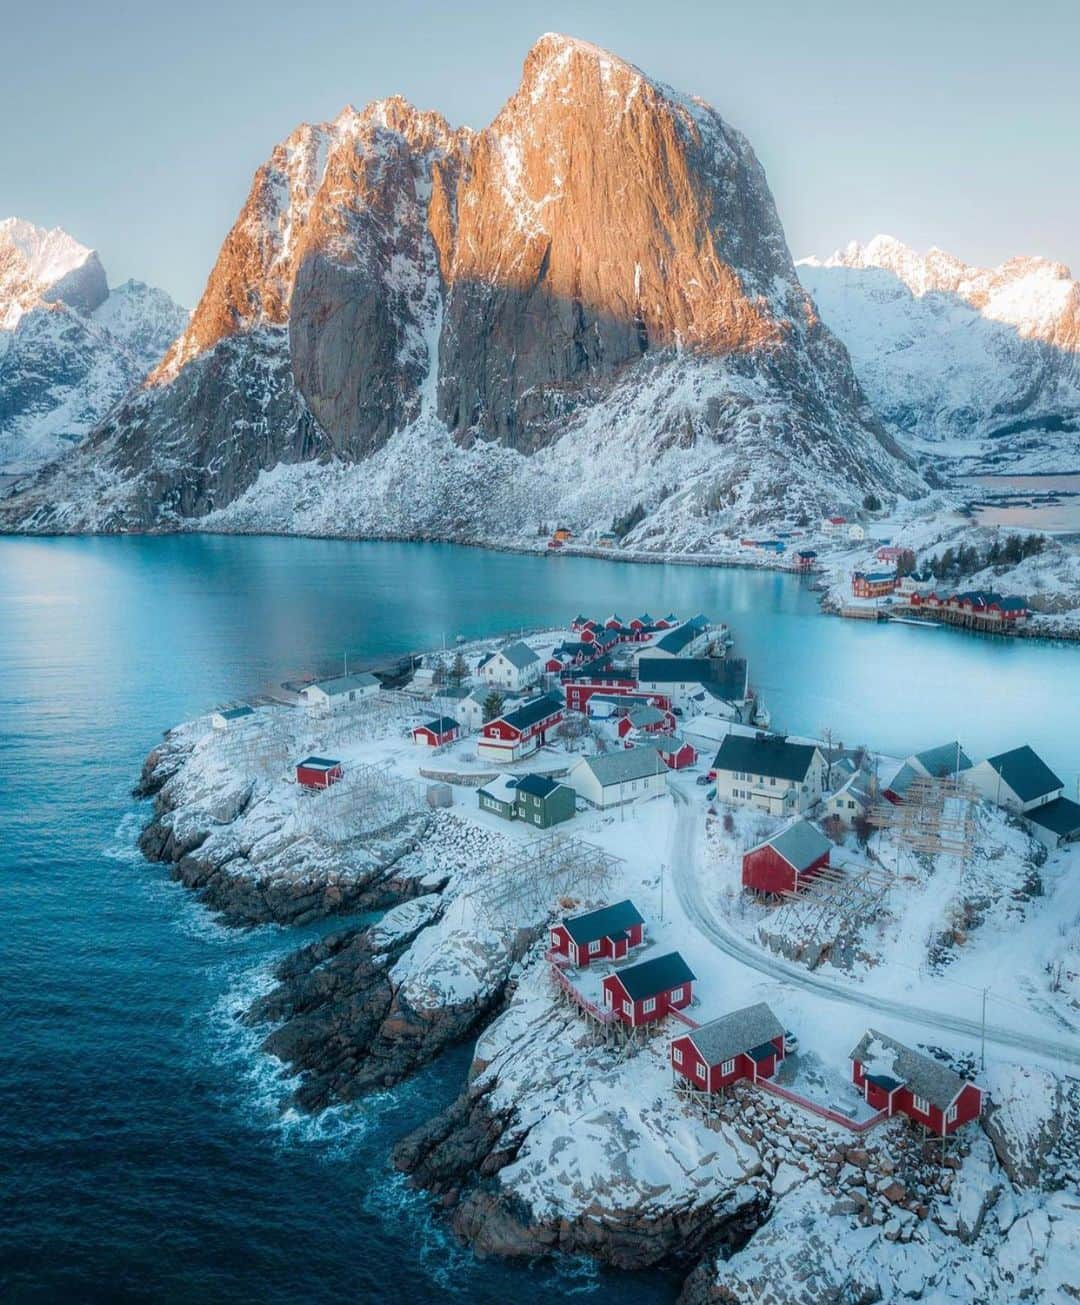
[1,535,1076,1301]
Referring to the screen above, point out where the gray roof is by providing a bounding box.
[713,734,820,782]
[985,746,1063,803]
[627,705,666,729]
[298,756,340,770]
[497,640,541,670]
[654,618,708,654]
[886,762,920,798]
[849,1029,970,1110]
[610,951,696,1001]
[763,820,832,872]
[686,1003,785,1067]
[913,741,972,778]
[1025,796,1080,838]
[311,672,379,696]
[217,705,254,720]
[577,747,669,787]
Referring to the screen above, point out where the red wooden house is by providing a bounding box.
[649,736,698,771]
[477,692,563,763]
[794,549,817,572]
[852,571,897,599]
[601,952,696,1027]
[850,1029,983,1136]
[296,756,344,789]
[671,1003,786,1092]
[411,716,461,747]
[548,899,645,968]
[742,820,832,897]
[563,669,639,712]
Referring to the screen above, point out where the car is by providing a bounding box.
[696,773,712,786]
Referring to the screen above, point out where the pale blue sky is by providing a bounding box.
[3,0,1077,305]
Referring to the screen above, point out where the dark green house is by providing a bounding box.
[513,773,576,828]
[477,773,576,827]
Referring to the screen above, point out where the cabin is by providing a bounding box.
[299,672,379,711]
[553,526,573,542]
[513,773,576,828]
[615,705,672,739]
[647,736,698,771]
[567,747,669,809]
[712,733,827,816]
[884,742,972,803]
[412,716,461,747]
[454,690,490,735]
[794,549,817,572]
[850,1029,983,1136]
[211,705,254,730]
[1024,797,1080,850]
[671,1003,786,1092]
[549,898,645,967]
[851,571,896,599]
[570,615,596,633]
[602,952,696,1027]
[477,692,563,763]
[296,756,343,789]
[479,641,541,692]
[875,546,904,564]
[742,819,831,897]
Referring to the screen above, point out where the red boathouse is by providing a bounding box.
[671,1003,786,1092]
[742,820,832,897]
[601,952,695,1027]
[850,1029,983,1136]
[548,899,645,967]
[296,756,343,789]
[411,716,461,747]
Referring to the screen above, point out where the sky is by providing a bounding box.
[2,0,1078,307]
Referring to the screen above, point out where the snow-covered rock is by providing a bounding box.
[798,235,1080,473]
[0,219,187,476]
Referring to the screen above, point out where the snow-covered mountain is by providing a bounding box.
[0,220,187,476]
[2,36,921,538]
[798,235,1080,472]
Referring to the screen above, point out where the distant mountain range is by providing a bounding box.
[0,218,187,476]
[798,235,1080,474]
[1,38,1075,542]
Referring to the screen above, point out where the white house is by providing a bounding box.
[969,746,1063,815]
[455,690,490,735]
[211,705,255,730]
[478,640,541,692]
[712,733,827,816]
[566,747,669,809]
[848,524,866,542]
[821,770,876,827]
[298,672,380,711]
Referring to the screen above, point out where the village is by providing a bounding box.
[200,600,1080,1164]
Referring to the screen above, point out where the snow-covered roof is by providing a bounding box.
[497,640,541,669]
[478,774,520,805]
[574,747,668,788]
[849,1029,973,1110]
[309,672,379,695]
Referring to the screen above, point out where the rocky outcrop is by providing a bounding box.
[247,899,540,1109]
[2,35,921,536]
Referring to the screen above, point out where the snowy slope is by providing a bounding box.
[0,221,187,476]
[798,236,1080,473]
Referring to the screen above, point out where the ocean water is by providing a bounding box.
[1,535,1075,1301]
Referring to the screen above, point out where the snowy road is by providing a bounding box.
[668,782,1080,1070]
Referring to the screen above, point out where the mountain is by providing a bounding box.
[0,220,188,476]
[2,36,921,540]
[798,235,1080,473]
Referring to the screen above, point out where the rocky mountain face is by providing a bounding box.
[0,220,188,476]
[3,36,922,537]
[798,235,1080,472]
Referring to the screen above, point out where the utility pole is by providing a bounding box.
[980,987,989,1071]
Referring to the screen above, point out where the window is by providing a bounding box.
[534,815,541,825]
[696,1062,707,1082]
[721,1059,735,1076]
[673,1047,683,1066]
[912,1094,929,1114]
[946,1104,958,1124]
[623,1000,633,1017]
[670,986,684,1003]
[588,940,601,955]
[643,997,656,1014]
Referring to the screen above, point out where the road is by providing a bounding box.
[667,781,1080,1070]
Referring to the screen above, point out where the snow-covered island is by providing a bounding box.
[136,612,1080,1300]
